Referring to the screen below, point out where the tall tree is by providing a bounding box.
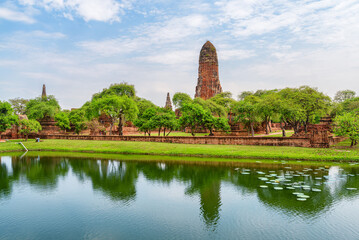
[93,82,136,100]
[279,86,330,133]
[55,111,71,132]
[19,119,42,141]
[209,91,235,110]
[193,98,227,117]
[9,98,28,115]
[334,90,356,103]
[231,95,261,137]
[0,101,18,137]
[69,109,87,135]
[179,103,229,136]
[334,112,359,147]
[25,95,60,120]
[93,95,138,135]
[257,93,280,134]
[172,92,192,109]
[134,107,159,136]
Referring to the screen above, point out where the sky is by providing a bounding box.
[0,0,359,109]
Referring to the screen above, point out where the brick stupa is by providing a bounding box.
[42,84,47,98]
[195,41,222,100]
[165,92,172,110]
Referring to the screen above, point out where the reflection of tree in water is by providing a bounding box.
[21,157,68,190]
[2,155,359,228]
[0,164,12,199]
[137,162,179,184]
[137,162,225,230]
[177,165,226,230]
[69,159,138,203]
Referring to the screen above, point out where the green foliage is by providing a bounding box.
[334,90,356,103]
[69,109,87,135]
[340,97,359,114]
[172,92,192,108]
[19,119,42,141]
[151,108,179,136]
[93,82,136,100]
[257,93,280,134]
[92,95,138,135]
[134,107,159,135]
[135,97,157,118]
[134,107,179,136]
[0,101,18,134]
[55,111,71,131]
[9,98,29,115]
[193,98,227,117]
[278,86,330,132]
[334,112,359,147]
[209,91,235,110]
[25,95,60,120]
[179,103,229,136]
[231,95,261,136]
[238,91,254,101]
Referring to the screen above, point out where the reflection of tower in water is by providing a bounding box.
[199,181,221,230]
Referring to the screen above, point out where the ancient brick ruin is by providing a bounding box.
[165,92,172,110]
[195,41,222,100]
[42,84,47,98]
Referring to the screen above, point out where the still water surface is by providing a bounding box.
[0,154,359,239]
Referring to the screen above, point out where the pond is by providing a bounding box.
[0,153,359,239]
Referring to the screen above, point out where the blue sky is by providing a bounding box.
[1,0,359,109]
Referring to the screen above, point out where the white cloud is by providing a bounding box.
[219,49,255,61]
[79,14,211,56]
[0,7,35,23]
[137,50,197,65]
[19,0,129,22]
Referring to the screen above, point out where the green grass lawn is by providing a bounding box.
[0,138,358,162]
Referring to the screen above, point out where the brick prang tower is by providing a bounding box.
[42,84,47,98]
[195,41,222,100]
[165,92,172,110]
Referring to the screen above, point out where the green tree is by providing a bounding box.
[334,90,356,103]
[151,108,179,136]
[9,98,29,115]
[54,111,70,132]
[0,101,18,137]
[25,95,60,120]
[179,103,229,136]
[135,97,157,118]
[257,93,280,134]
[193,98,227,117]
[93,95,138,135]
[279,86,330,133]
[133,107,159,136]
[93,82,136,100]
[231,95,261,137]
[341,97,359,114]
[334,112,359,147]
[19,119,42,141]
[69,109,87,135]
[172,92,192,109]
[238,91,253,101]
[209,91,235,110]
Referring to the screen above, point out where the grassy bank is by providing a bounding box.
[0,139,358,162]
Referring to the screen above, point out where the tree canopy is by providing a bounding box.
[25,95,60,120]
[19,119,42,141]
[0,101,18,134]
[9,98,28,115]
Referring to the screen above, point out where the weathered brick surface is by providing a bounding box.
[38,135,313,147]
[195,41,222,100]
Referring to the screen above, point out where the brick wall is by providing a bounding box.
[39,134,313,147]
